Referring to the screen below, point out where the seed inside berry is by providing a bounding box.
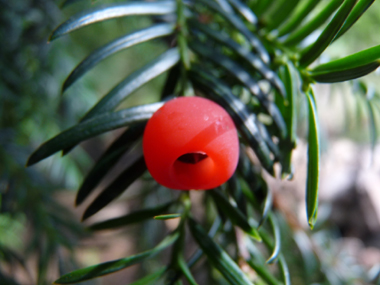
[177,152,208,164]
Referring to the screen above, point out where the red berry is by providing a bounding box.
[143,96,239,190]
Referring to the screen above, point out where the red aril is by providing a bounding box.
[143,96,239,190]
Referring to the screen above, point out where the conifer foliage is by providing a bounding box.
[27,0,380,284]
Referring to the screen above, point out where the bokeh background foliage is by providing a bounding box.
[2,0,380,284]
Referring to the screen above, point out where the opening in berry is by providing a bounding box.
[177,152,208,164]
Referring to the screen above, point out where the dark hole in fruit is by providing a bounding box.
[177,152,208,164]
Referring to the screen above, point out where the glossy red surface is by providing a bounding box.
[143,96,239,190]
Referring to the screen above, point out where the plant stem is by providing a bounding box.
[176,0,191,95]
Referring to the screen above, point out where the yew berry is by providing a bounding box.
[143,96,239,190]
